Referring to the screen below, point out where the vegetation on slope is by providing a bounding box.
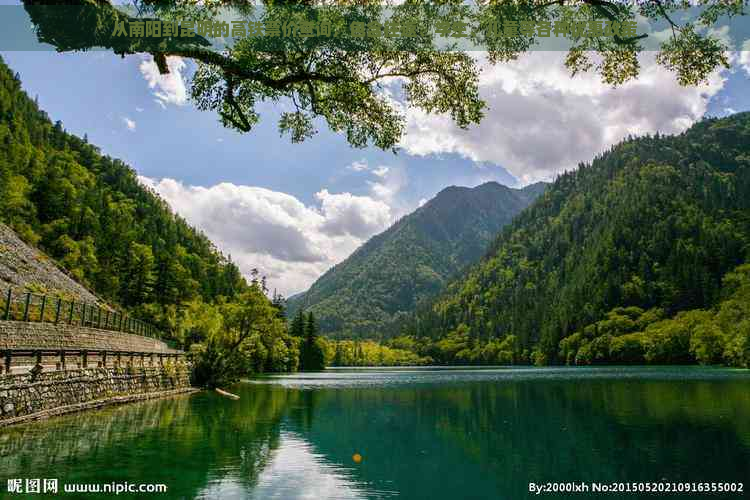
[0,221,101,303]
[288,181,545,338]
[400,112,750,367]
[0,56,299,382]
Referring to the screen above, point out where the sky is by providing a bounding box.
[3,33,750,296]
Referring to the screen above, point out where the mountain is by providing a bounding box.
[288,181,547,338]
[406,113,750,366]
[0,55,247,325]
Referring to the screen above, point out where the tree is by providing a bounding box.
[271,290,287,319]
[191,284,295,387]
[690,322,725,365]
[300,312,325,371]
[123,241,155,306]
[290,309,305,338]
[22,0,744,150]
[333,341,344,366]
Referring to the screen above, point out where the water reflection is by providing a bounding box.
[248,432,391,500]
[1,367,749,499]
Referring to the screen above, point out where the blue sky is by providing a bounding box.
[3,38,750,295]
[1,51,516,206]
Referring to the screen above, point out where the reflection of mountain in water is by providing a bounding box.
[277,368,750,500]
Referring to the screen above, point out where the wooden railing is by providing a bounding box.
[1,288,162,339]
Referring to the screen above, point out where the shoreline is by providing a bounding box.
[0,386,200,429]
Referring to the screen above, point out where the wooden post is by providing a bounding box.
[104,310,110,330]
[22,292,31,321]
[39,295,47,322]
[54,298,62,324]
[4,352,11,374]
[68,301,74,324]
[59,350,66,371]
[82,351,88,369]
[3,288,11,320]
[102,351,107,368]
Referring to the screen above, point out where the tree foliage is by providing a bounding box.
[0,56,300,382]
[299,312,326,371]
[21,0,747,149]
[190,284,299,387]
[403,112,750,366]
[0,55,247,327]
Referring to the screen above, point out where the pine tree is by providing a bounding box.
[300,312,325,371]
[333,342,344,367]
[290,310,305,338]
[271,290,287,320]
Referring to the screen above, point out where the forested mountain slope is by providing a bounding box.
[0,55,247,326]
[288,181,546,338]
[405,113,750,365]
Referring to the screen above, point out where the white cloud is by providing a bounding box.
[239,432,370,500]
[139,55,188,108]
[316,189,392,238]
[399,52,728,183]
[740,40,750,76]
[372,166,390,178]
[122,117,136,131]
[706,25,732,47]
[135,107,144,113]
[347,159,369,172]
[139,177,393,295]
[367,164,408,207]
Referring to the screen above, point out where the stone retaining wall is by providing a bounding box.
[0,320,179,354]
[0,364,193,427]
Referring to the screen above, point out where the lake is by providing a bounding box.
[1,366,749,499]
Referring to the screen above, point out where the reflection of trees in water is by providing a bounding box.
[0,394,194,462]
[0,386,300,499]
[280,376,750,500]
[2,374,749,499]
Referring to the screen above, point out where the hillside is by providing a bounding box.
[0,55,247,331]
[405,113,750,366]
[288,181,546,338]
[0,222,100,303]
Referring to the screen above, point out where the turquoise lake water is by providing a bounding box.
[1,366,749,499]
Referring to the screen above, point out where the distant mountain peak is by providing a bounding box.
[287,180,547,338]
